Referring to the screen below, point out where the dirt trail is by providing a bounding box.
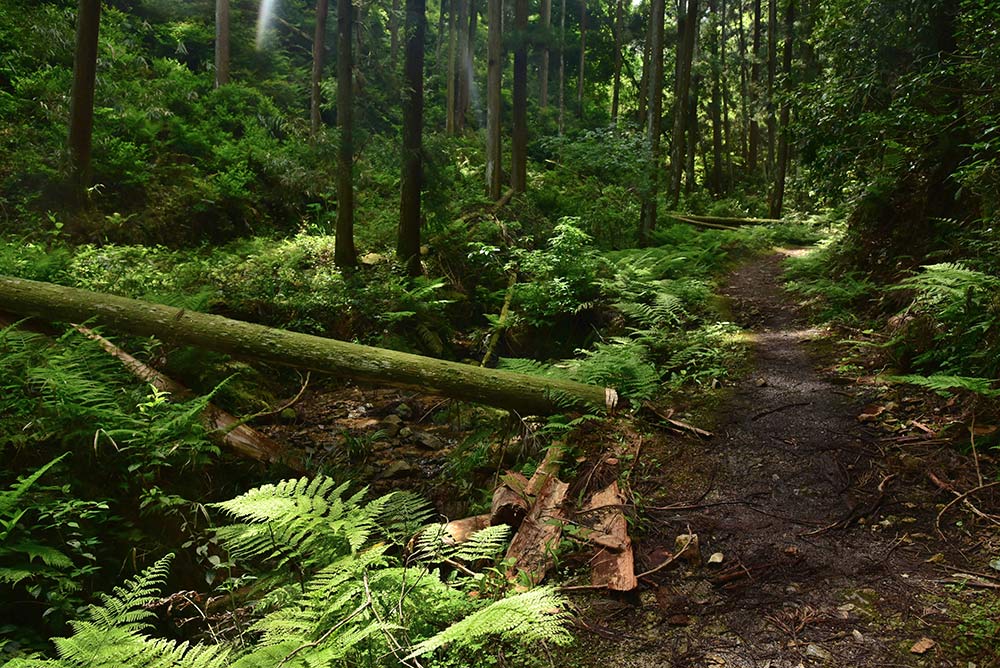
[572,251,992,668]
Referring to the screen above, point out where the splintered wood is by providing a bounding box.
[491,471,530,528]
[504,475,569,586]
[581,481,637,591]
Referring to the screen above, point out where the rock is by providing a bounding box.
[360,252,387,265]
[852,629,864,642]
[413,431,445,450]
[398,426,413,439]
[381,460,416,479]
[708,552,724,566]
[395,403,413,419]
[910,638,935,655]
[804,644,832,661]
[381,414,403,437]
[674,533,701,567]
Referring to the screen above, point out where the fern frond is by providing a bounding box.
[406,587,572,659]
[886,374,1000,397]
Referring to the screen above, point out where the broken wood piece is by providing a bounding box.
[641,402,713,438]
[505,475,569,586]
[524,441,566,497]
[490,471,530,528]
[442,514,492,545]
[582,481,637,591]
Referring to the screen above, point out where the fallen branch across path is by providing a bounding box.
[0,276,615,416]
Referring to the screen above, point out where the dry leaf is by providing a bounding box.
[910,637,935,654]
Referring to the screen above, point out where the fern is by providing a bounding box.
[886,374,1000,398]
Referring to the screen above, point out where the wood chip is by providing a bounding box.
[909,637,935,654]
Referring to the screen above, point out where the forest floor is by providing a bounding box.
[568,250,1000,668]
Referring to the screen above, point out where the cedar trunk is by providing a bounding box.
[215,0,230,87]
[708,0,723,194]
[576,0,586,116]
[766,0,776,177]
[311,0,330,137]
[748,0,761,174]
[511,0,528,192]
[0,276,613,416]
[539,0,551,108]
[638,0,665,246]
[398,0,426,276]
[769,0,793,217]
[69,0,101,194]
[669,0,699,207]
[611,0,623,123]
[486,0,503,197]
[335,0,357,268]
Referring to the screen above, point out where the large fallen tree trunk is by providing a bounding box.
[0,276,613,415]
[665,212,782,227]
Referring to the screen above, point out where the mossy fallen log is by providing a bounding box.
[665,212,783,228]
[0,276,614,415]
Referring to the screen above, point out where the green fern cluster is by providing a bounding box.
[3,477,571,668]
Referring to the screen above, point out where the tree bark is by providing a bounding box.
[0,277,614,416]
[708,0,723,194]
[389,0,402,69]
[769,0,793,218]
[511,0,528,192]
[669,0,698,208]
[69,0,101,195]
[398,0,426,276]
[637,11,650,127]
[539,0,552,109]
[685,72,700,192]
[610,0,624,124]
[557,0,566,133]
[505,475,568,584]
[311,0,330,137]
[582,481,636,591]
[638,0,665,246]
[576,0,586,117]
[748,0,761,174]
[456,0,470,130]
[335,0,357,268]
[486,0,503,198]
[765,0,776,177]
[445,0,458,133]
[720,0,733,183]
[215,0,230,87]
[737,0,749,167]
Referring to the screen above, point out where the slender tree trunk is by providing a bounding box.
[399,0,426,276]
[511,0,528,192]
[708,0,723,194]
[436,0,449,64]
[638,0,665,245]
[748,0,760,174]
[769,0,793,217]
[311,0,330,138]
[215,0,230,87]
[576,0,586,117]
[446,0,458,133]
[540,0,551,108]
[335,0,357,268]
[69,0,101,195]
[390,0,402,69]
[669,0,698,207]
[737,0,749,167]
[637,13,650,127]
[766,0,776,177]
[686,71,700,192]
[720,0,733,184]
[557,0,566,133]
[611,0,624,123]
[456,0,470,130]
[486,0,503,197]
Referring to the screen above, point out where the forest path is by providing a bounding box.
[570,250,979,668]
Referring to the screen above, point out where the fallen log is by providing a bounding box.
[0,276,614,416]
[505,475,569,586]
[663,214,740,231]
[581,481,637,591]
[666,212,783,226]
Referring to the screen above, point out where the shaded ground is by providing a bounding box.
[569,251,1000,668]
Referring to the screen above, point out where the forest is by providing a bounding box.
[0,0,998,665]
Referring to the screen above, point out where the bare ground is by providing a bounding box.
[568,251,1000,668]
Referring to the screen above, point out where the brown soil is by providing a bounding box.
[568,251,1000,668]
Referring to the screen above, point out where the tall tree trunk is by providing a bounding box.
[486,0,503,197]
[69,0,101,195]
[511,0,528,192]
[765,0,776,177]
[557,0,566,133]
[708,0,723,194]
[769,0,792,217]
[669,0,698,208]
[215,0,229,87]
[335,0,357,268]
[638,0,664,246]
[686,72,700,192]
[748,0,760,174]
[611,0,624,123]
[399,0,426,276]
[637,12,650,127]
[390,0,402,70]
[446,1,458,133]
[737,0,749,167]
[456,0,470,130]
[539,0,551,108]
[436,0,449,64]
[720,0,733,184]
[311,0,330,138]
[576,0,586,117]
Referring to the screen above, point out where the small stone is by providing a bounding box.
[381,414,403,437]
[804,644,832,661]
[279,407,298,422]
[756,378,768,387]
[413,431,445,450]
[395,403,413,419]
[381,460,416,478]
[708,552,724,566]
[852,629,864,642]
[674,533,701,567]
[398,426,412,439]
[910,638,935,655]
[924,553,945,564]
